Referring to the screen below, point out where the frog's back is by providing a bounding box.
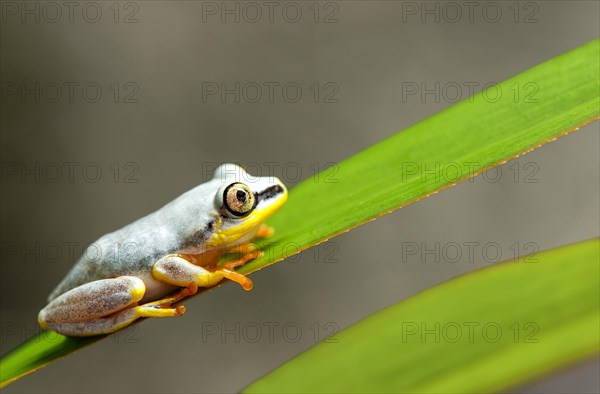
[47,182,217,302]
[47,219,172,301]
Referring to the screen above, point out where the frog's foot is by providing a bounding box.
[256,224,275,238]
[214,250,263,291]
[139,283,198,313]
[220,250,263,270]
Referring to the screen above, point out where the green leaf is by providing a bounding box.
[245,238,600,393]
[0,334,100,389]
[247,38,599,274]
[1,39,598,388]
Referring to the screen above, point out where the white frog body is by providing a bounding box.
[39,164,287,336]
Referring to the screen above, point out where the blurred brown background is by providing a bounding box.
[1,1,599,393]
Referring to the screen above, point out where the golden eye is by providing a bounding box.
[223,183,256,218]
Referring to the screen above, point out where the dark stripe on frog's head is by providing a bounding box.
[256,184,285,203]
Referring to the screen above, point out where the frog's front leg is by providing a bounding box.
[225,224,275,255]
[152,251,261,291]
[38,276,193,337]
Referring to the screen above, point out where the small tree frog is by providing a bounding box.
[38,164,287,337]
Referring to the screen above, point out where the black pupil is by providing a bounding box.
[236,189,247,203]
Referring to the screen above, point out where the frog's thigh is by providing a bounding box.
[41,306,138,337]
[39,276,189,337]
[40,302,186,337]
[38,276,146,328]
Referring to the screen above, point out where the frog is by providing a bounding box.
[37,163,288,337]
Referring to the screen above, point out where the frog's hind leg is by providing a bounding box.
[38,276,194,337]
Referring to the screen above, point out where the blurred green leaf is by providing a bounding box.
[1,39,598,388]
[245,239,600,393]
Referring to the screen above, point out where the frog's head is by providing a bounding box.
[209,163,287,247]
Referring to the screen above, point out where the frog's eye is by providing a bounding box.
[220,182,256,218]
